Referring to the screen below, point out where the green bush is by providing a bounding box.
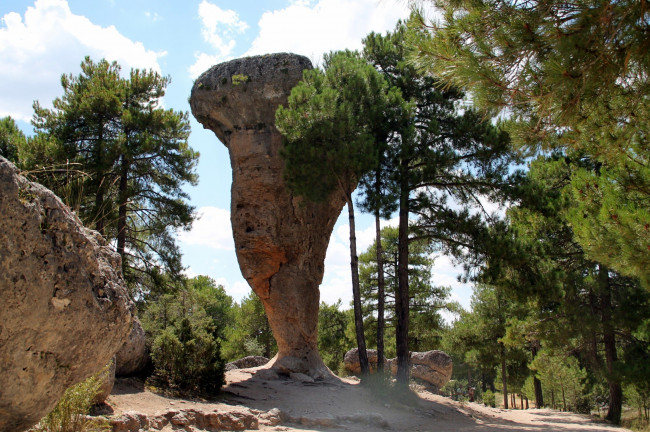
[142,280,226,396]
[483,389,496,408]
[30,365,111,432]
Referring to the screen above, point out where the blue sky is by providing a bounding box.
[1,0,476,312]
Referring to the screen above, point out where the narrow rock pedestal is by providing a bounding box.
[190,54,346,378]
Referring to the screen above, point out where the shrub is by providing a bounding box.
[142,285,226,396]
[30,365,111,432]
[483,390,496,408]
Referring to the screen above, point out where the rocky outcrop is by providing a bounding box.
[110,408,263,432]
[94,357,116,405]
[225,356,269,371]
[409,350,453,389]
[108,406,389,431]
[190,54,346,379]
[116,317,149,376]
[343,348,452,389]
[344,348,387,374]
[388,350,453,390]
[0,157,134,432]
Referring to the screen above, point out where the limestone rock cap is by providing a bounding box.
[190,53,312,144]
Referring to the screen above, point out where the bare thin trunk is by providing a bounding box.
[375,210,385,373]
[531,343,544,408]
[117,154,129,272]
[501,343,508,409]
[395,160,410,385]
[600,265,622,424]
[347,196,369,376]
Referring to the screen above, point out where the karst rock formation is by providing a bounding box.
[0,157,134,432]
[190,53,346,378]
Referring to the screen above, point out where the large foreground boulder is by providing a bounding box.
[0,157,134,431]
[190,54,346,378]
[116,317,149,376]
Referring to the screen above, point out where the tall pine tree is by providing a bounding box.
[276,50,402,376]
[29,57,198,298]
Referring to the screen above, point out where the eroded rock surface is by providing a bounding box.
[409,350,453,389]
[388,350,453,390]
[225,355,269,371]
[344,348,386,374]
[94,357,117,405]
[0,157,134,431]
[190,54,346,378]
[116,317,149,377]
[344,348,453,389]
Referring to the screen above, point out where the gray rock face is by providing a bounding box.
[225,356,269,371]
[344,348,386,374]
[389,350,453,390]
[0,157,134,431]
[190,54,346,378]
[409,350,453,388]
[94,357,116,405]
[116,317,149,376]
[343,347,452,389]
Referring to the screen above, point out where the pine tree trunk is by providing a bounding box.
[117,154,129,271]
[347,197,369,376]
[93,128,106,236]
[501,342,508,409]
[375,210,385,374]
[551,390,555,409]
[531,342,544,408]
[395,160,410,386]
[599,265,622,424]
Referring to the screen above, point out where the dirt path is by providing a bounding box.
[106,369,631,432]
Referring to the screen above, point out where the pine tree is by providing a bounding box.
[363,20,518,385]
[409,0,650,288]
[29,57,198,298]
[0,116,26,163]
[359,226,453,354]
[483,154,650,423]
[276,50,401,376]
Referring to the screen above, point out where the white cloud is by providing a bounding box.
[212,277,252,302]
[188,0,248,78]
[245,0,412,64]
[0,0,164,121]
[177,206,235,250]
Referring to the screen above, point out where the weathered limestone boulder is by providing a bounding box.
[190,54,346,379]
[344,348,387,374]
[94,357,116,405]
[225,356,269,371]
[115,317,149,376]
[389,350,453,389]
[409,350,453,388]
[0,157,134,432]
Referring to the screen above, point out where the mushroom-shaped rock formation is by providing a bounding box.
[190,54,346,378]
[0,157,134,431]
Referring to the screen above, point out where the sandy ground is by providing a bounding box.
[106,369,632,432]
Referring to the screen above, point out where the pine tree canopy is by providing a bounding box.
[25,57,199,299]
[409,0,649,288]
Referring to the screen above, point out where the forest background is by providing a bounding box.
[1,0,649,430]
